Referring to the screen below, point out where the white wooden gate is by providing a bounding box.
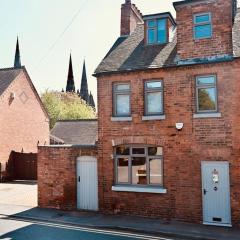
[77,156,98,211]
[201,161,231,226]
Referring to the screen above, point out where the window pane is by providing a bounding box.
[195,14,210,23]
[146,81,162,89]
[148,147,163,156]
[149,158,162,185]
[116,94,130,115]
[132,157,147,185]
[117,158,129,183]
[157,19,167,43]
[198,88,217,111]
[116,146,130,155]
[197,76,215,85]
[147,91,162,114]
[132,148,145,155]
[195,24,211,39]
[148,20,156,28]
[148,29,155,44]
[115,84,130,91]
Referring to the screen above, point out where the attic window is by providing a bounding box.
[194,13,212,39]
[147,18,167,45]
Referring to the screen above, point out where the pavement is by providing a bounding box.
[0,204,240,240]
[0,182,240,240]
[0,181,37,207]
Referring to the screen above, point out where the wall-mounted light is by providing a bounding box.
[176,123,184,131]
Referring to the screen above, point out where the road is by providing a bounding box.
[0,215,179,240]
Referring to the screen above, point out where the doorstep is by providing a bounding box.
[1,206,240,240]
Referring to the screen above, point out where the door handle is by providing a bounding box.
[78,176,80,182]
[203,189,208,195]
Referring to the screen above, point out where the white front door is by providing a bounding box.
[77,156,98,211]
[201,161,231,226]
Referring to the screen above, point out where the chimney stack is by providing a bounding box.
[120,0,143,36]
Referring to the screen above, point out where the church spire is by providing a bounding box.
[14,37,21,68]
[66,54,75,92]
[89,91,96,109]
[80,60,89,103]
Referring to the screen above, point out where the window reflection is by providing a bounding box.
[117,158,129,183]
[149,158,162,184]
[132,157,147,185]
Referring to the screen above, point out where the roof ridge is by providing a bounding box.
[0,66,24,72]
[57,119,97,122]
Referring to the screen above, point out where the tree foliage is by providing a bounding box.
[41,91,96,129]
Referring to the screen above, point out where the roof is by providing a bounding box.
[0,66,49,119]
[143,12,176,26]
[94,8,240,76]
[94,24,177,75]
[50,119,98,145]
[0,68,22,96]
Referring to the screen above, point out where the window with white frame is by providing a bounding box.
[113,83,131,117]
[147,18,167,44]
[114,145,163,186]
[144,80,164,116]
[194,13,212,39]
[196,75,218,112]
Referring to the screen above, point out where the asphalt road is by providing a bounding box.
[0,216,179,240]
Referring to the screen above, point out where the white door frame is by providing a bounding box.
[201,161,231,227]
[77,156,98,211]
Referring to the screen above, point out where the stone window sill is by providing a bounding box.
[193,112,222,119]
[111,117,132,122]
[112,185,167,194]
[142,115,166,121]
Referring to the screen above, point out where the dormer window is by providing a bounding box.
[194,13,212,39]
[147,18,167,44]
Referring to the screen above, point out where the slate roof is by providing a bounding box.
[94,8,240,76]
[0,68,22,96]
[50,120,98,146]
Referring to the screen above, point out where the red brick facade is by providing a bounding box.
[0,69,49,178]
[176,0,233,60]
[97,59,240,225]
[38,146,97,210]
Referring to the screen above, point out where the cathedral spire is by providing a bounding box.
[14,37,21,68]
[80,60,89,103]
[66,54,75,92]
[89,91,96,109]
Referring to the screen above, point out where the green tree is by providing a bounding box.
[41,91,96,129]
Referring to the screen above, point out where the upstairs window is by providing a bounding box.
[144,80,164,116]
[196,75,217,113]
[113,83,131,117]
[194,13,212,39]
[147,18,167,44]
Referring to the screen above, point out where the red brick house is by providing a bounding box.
[38,0,240,227]
[0,40,49,180]
[93,0,240,227]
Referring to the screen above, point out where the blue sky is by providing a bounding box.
[0,0,180,102]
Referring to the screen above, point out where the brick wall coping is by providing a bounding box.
[38,144,97,149]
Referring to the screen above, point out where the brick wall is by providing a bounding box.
[0,70,49,175]
[175,0,233,60]
[97,59,240,225]
[38,146,97,210]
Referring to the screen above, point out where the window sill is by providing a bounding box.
[112,185,167,194]
[193,113,222,119]
[142,115,166,121]
[111,117,132,122]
